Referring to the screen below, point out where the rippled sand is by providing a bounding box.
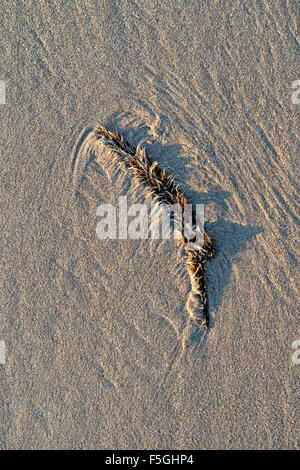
[0,0,298,449]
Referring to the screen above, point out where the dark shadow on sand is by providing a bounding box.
[205,219,263,330]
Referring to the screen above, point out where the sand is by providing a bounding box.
[0,0,299,449]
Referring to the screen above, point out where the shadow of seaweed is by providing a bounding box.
[205,218,263,328]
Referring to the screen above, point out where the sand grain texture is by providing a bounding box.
[0,0,299,449]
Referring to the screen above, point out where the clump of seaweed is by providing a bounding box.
[93,125,215,329]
